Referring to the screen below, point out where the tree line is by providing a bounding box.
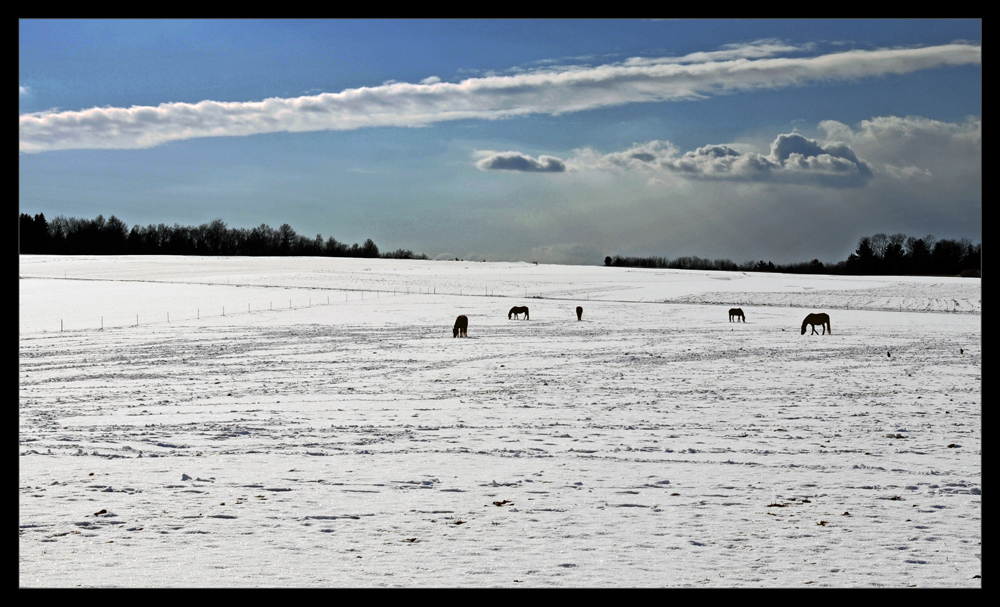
[18,213,428,260]
[604,232,981,277]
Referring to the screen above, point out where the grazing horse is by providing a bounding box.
[576,306,583,321]
[508,306,529,320]
[729,307,745,322]
[801,313,831,335]
[453,315,468,338]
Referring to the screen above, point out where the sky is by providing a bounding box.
[19,19,981,265]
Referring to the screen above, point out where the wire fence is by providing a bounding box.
[21,277,981,336]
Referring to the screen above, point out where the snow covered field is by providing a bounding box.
[19,255,981,587]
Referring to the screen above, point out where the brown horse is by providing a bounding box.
[801,313,831,335]
[508,306,529,320]
[453,315,468,338]
[576,306,583,321]
[729,307,745,322]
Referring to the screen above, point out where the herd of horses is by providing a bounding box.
[454,306,831,337]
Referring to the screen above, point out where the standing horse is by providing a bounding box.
[508,306,529,320]
[801,313,831,335]
[729,308,745,322]
[453,315,468,338]
[576,306,583,321]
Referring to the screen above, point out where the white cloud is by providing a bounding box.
[880,164,934,180]
[472,113,982,193]
[540,132,876,187]
[817,115,981,180]
[622,38,814,66]
[475,151,567,172]
[818,114,981,152]
[19,42,981,153]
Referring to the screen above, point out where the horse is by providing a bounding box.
[453,315,468,338]
[576,306,583,321]
[729,307,745,322]
[508,306,529,320]
[801,313,831,335]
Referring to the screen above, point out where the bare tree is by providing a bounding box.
[869,232,889,258]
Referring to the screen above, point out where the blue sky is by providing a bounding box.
[19,19,981,264]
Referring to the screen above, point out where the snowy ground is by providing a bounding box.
[19,255,981,587]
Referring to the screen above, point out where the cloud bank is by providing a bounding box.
[464,114,980,263]
[477,114,982,192]
[19,42,980,153]
[480,131,877,187]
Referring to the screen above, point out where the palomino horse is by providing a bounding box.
[508,306,529,320]
[801,313,831,335]
[729,307,745,322]
[453,315,468,338]
[576,306,583,321]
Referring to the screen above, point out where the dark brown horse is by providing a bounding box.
[801,313,831,335]
[576,306,583,321]
[508,306,529,320]
[729,307,745,322]
[453,315,468,338]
